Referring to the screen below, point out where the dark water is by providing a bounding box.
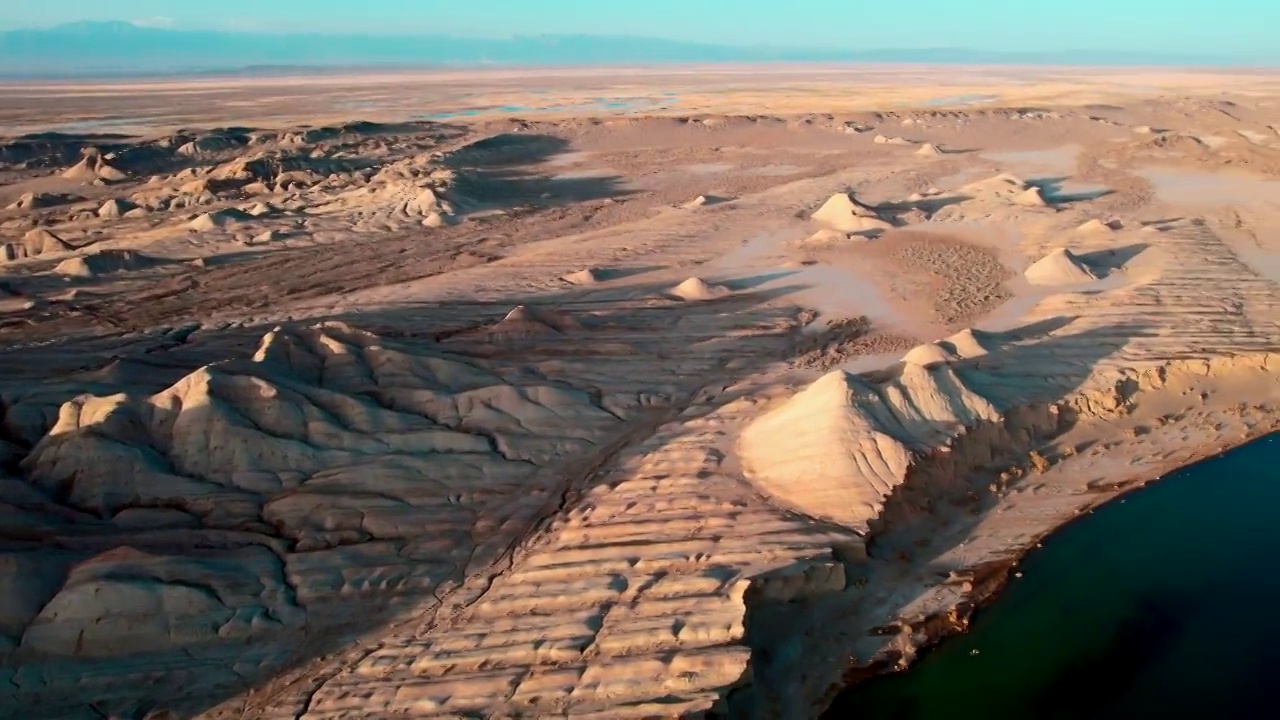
[827,433,1280,719]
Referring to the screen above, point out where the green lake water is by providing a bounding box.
[826,433,1280,719]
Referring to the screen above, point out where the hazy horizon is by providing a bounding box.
[1,1,1278,79]
[2,0,1280,62]
[4,0,1278,59]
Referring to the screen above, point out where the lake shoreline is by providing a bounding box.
[823,417,1278,715]
[825,430,1280,716]
[825,429,1278,715]
[718,354,1280,717]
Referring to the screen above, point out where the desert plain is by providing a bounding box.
[0,65,1278,718]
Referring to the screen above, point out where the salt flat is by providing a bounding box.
[0,66,1277,719]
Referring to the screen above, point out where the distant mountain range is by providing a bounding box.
[0,21,1263,78]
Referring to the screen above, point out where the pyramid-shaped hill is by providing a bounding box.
[811,193,894,233]
[1024,248,1098,286]
[738,366,1001,531]
[670,277,731,301]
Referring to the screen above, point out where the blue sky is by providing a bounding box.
[4,0,1278,57]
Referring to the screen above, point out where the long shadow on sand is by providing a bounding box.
[1026,176,1114,203]
[445,132,637,210]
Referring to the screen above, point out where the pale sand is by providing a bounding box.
[0,67,1277,719]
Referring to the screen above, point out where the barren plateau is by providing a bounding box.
[0,66,1278,719]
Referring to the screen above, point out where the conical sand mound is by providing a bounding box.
[914,143,943,157]
[97,199,135,219]
[489,306,564,339]
[811,193,893,233]
[1076,219,1118,233]
[563,267,605,285]
[24,228,72,254]
[503,304,579,330]
[96,161,127,183]
[670,277,731,301]
[1024,248,1098,286]
[682,194,727,209]
[189,209,252,231]
[455,304,582,342]
[2,229,72,263]
[1014,187,1048,207]
[902,343,958,367]
[61,157,99,182]
[738,367,1002,530]
[958,174,1039,203]
[8,192,37,210]
[938,328,995,359]
[61,150,127,183]
[406,188,444,216]
[799,229,863,247]
[54,250,158,278]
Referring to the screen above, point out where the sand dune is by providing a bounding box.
[739,366,1001,530]
[811,192,894,233]
[563,267,606,285]
[1014,186,1048,206]
[683,194,730,209]
[1024,247,1099,285]
[188,208,252,231]
[1076,218,1119,233]
[670,276,732,300]
[1,229,71,263]
[939,327,995,359]
[467,304,581,339]
[902,341,959,367]
[60,149,127,183]
[800,228,865,247]
[96,198,135,219]
[53,250,158,277]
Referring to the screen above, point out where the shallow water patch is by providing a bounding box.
[1137,167,1280,207]
[416,95,676,120]
[922,94,1000,107]
[982,145,1081,176]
